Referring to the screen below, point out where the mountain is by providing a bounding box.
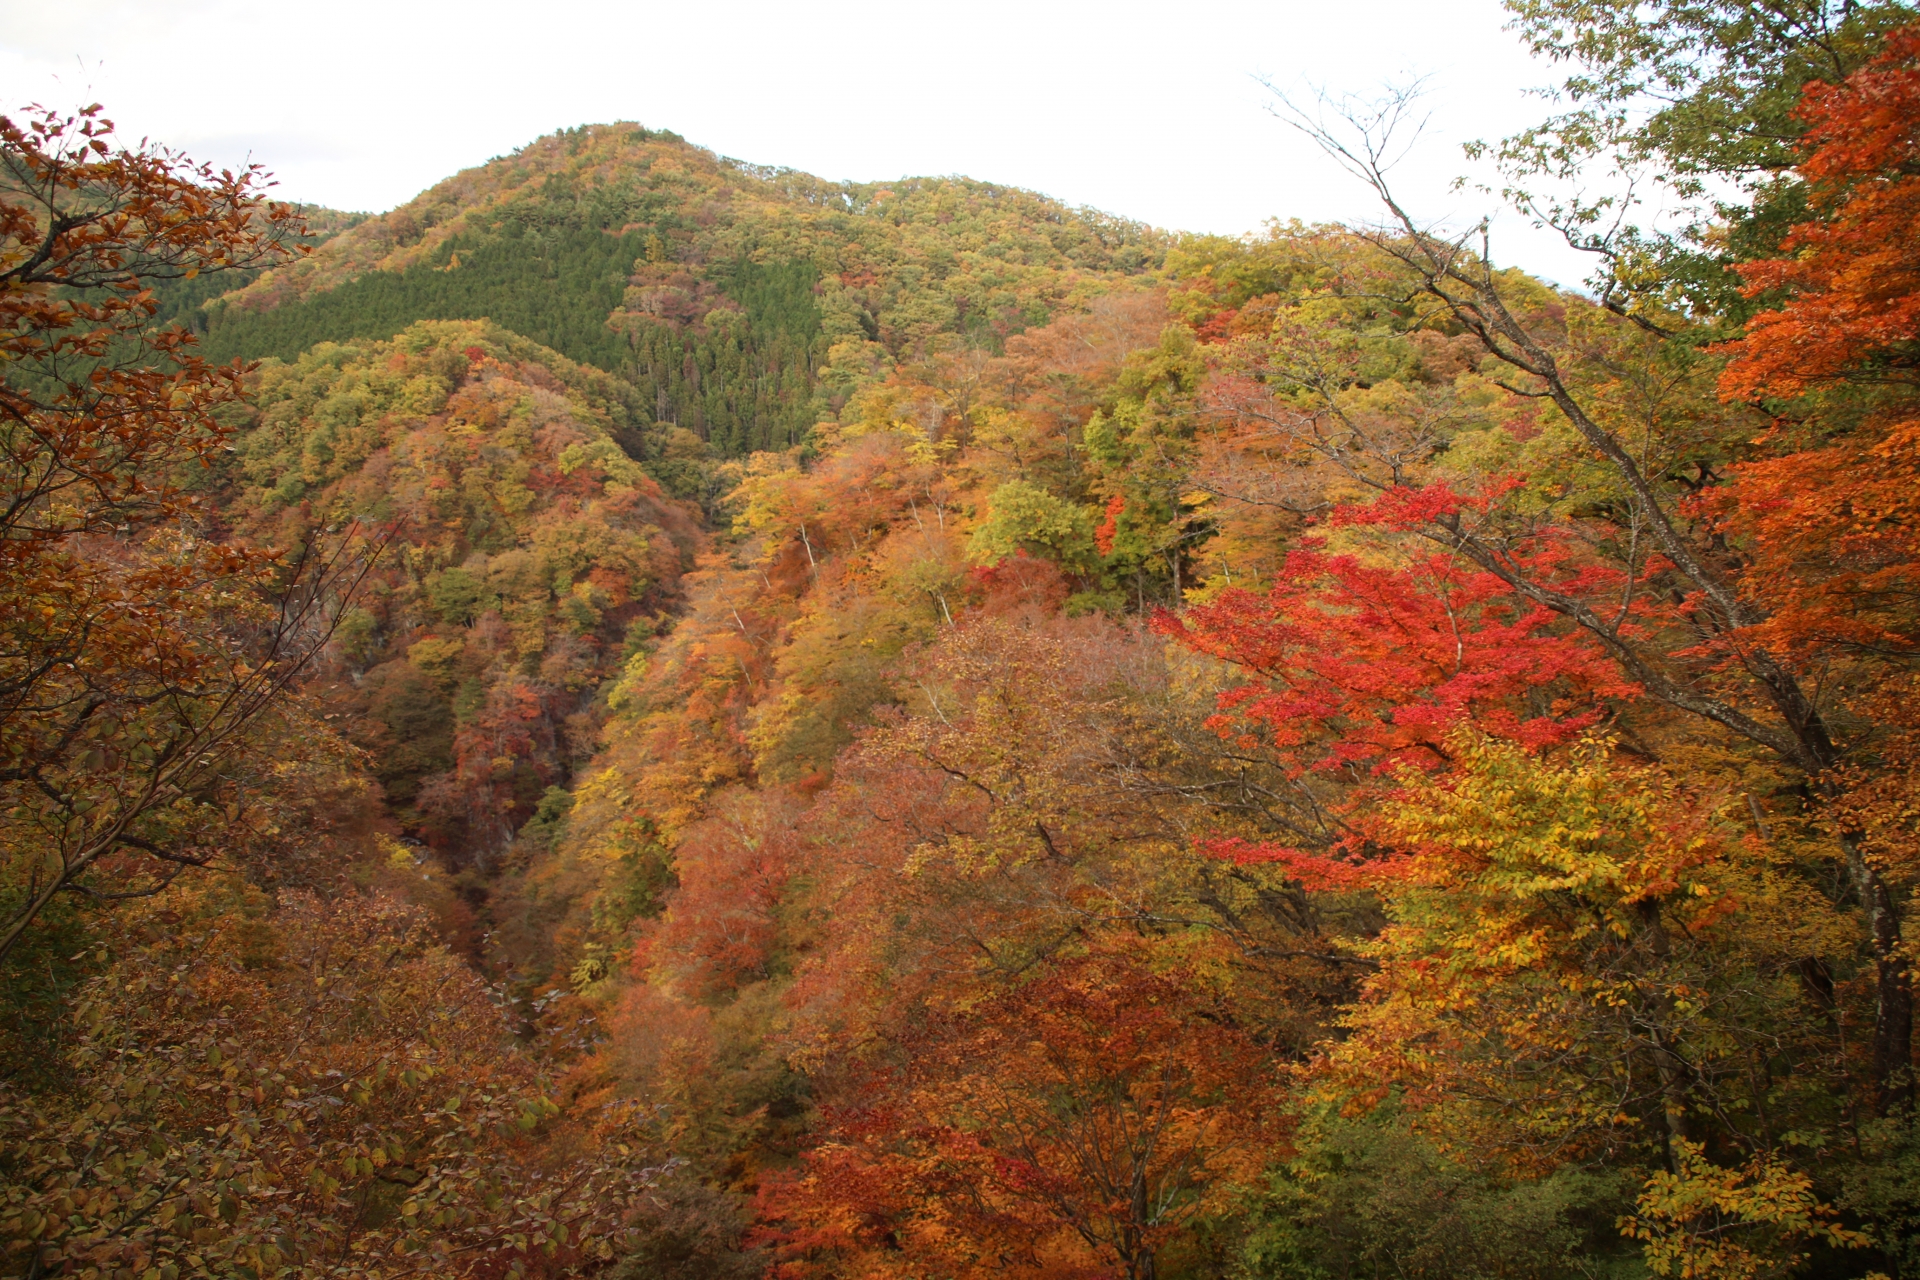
[149,126,1177,873]
[192,123,1168,456]
[18,11,1920,1273]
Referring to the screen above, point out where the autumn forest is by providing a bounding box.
[7,3,1920,1277]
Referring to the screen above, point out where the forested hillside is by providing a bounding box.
[7,3,1920,1278]
[191,124,1163,456]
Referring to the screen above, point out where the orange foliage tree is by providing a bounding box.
[1,883,669,1278]
[1707,23,1920,1114]
[0,105,382,961]
[760,938,1284,1280]
[1711,23,1920,660]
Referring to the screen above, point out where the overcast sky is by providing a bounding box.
[3,0,1601,284]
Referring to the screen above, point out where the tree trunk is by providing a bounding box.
[1129,1167,1157,1280]
[1845,837,1916,1114]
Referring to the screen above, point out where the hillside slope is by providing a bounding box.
[198,124,1168,455]
[213,319,703,857]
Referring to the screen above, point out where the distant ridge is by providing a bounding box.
[195,123,1168,456]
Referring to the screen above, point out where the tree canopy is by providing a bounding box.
[8,9,1920,1277]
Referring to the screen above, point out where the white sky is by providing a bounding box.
[3,0,1602,285]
